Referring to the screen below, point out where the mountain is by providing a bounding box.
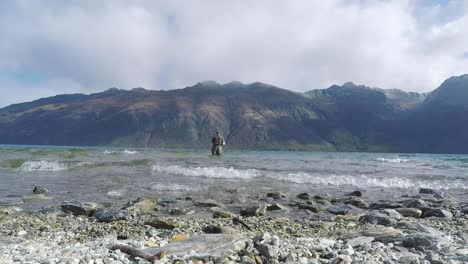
[0,75,467,153]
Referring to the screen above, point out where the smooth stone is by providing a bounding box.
[419,188,437,194]
[298,204,320,213]
[346,190,362,197]
[33,186,48,194]
[296,193,311,200]
[240,205,267,217]
[369,202,403,209]
[313,194,333,201]
[212,209,236,219]
[194,199,224,208]
[61,202,98,216]
[169,208,193,216]
[346,236,374,248]
[0,197,24,206]
[396,208,422,218]
[266,203,287,211]
[145,218,177,229]
[402,232,452,250]
[145,234,246,258]
[462,206,468,214]
[203,225,224,234]
[422,209,453,219]
[94,208,128,222]
[124,198,158,214]
[266,192,286,200]
[327,207,348,215]
[402,199,427,208]
[17,230,27,236]
[355,227,403,243]
[344,197,369,209]
[359,209,403,226]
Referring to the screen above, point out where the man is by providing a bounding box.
[211,130,225,156]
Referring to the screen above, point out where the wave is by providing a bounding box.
[104,149,138,155]
[18,160,91,172]
[377,157,408,163]
[150,183,201,191]
[151,163,466,190]
[152,164,259,179]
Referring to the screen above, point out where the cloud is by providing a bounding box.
[0,0,467,106]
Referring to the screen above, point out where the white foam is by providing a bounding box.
[151,164,258,179]
[106,189,126,197]
[18,160,90,172]
[104,149,138,155]
[377,157,408,163]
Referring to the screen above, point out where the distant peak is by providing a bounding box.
[105,87,121,92]
[342,82,357,88]
[198,80,220,86]
[131,87,147,92]
[224,81,244,87]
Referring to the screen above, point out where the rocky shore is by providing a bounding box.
[1,187,467,264]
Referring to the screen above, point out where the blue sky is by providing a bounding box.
[0,0,467,107]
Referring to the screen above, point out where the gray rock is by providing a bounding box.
[327,207,348,215]
[355,227,403,243]
[94,208,128,222]
[169,208,193,216]
[313,194,333,201]
[266,192,286,200]
[402,232,452,250]
[212,209,235,219]
[422,209,453,219]
[359,209,402,225]
[240,204,267,217]
[396,208,422,218]
[254,233,280,262]
[298,203,321,213]
[266,203,287,211]
[402,199,427,208]
[33,186,48,194]
[296,193,311,200]
[144,218,177,229]
[346,190,362,197]
[202,225,224,234]
[60,202,98,216]
[462,206,468,214]
[347,236,374,248]
[419,188,437,194]
[194,199,223,208]
[369,202,403,209]
[344,197,369,209]
[124,198,158,214]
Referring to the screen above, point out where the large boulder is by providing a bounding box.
[359,209,402,226]
[396,208,422,218]
[61,202,98,216]
[422,209,453,219]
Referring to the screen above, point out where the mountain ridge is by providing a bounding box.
[1,75,467,153]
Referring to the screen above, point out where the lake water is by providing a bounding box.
[1,145,467,211]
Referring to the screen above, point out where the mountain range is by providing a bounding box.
[1,74,468,153]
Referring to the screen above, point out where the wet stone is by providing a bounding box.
[60,202,98,216]
[462,206,468,214]
[145,218,177,230]
[203,225,224,234]
[266,203,287,211]
[33,186,48,194]
[240,205,267,217]
[298,204,320,213]
[194,199,224,208]
[344,197,369,209]
[94,208,128,223]
[327,207,348,215]
[402,199,427,209]
[359,209,402,226]
[266,192,286,200]
[422,209,453,219]
[296,193,311,200]
[396,208,422,218]
[369,202,403,209]
[346,190,362,197]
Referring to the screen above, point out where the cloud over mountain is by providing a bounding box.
[0,0,467,106]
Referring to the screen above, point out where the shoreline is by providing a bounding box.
[1,188,467,263]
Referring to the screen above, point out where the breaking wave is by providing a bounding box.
[152,164,259,179]
[18,160,91,172]
[151,164,467,190]
[377,157,408,163]
[104,149,138,155]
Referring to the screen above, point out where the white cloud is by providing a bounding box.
[0,0,467,107]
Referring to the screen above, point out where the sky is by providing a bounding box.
[0,0,467,107]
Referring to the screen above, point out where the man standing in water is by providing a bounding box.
[211,130,225,156]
